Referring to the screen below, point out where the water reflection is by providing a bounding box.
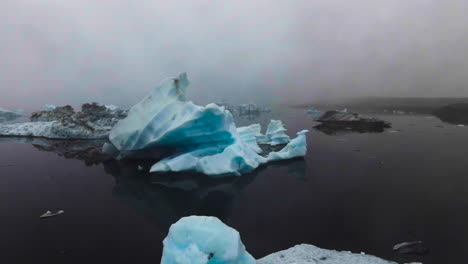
[1,137,110,166]
[313,123,386,135]
[1,137,306,231]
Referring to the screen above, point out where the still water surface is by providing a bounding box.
[0,108,467,263]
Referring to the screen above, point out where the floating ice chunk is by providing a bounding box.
[264,120,290,146]
[267,130,308,161]
[40,210,64,218]
[161,216,255,264]
[258,244,397,264]
[45,104,56,111]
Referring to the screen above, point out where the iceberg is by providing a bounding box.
[0,107,23,122]
[108,73,309,176]
[0,103,127,139]
[161,216,403,264]
[258,244,400,264]
[266,130,308,161]
[161,216,255,264]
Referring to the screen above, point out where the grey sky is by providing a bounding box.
[1,0,467,110]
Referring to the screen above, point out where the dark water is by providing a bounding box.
[1,108,467,264]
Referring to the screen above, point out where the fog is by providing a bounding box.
[1,0,468,110]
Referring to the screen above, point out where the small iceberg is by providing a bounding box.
[40,210,64,218]
[162,216,255,264]
[314,110,391,134]
[108,73,309,176]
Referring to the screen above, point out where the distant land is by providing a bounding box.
[288,97,468,114]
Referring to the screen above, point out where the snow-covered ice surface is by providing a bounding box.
[0,102,126,139]
[109,73,309,176]
[161,216,255,264]
[0,121,110,139]
[257,244,400,264]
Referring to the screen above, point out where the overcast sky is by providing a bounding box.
[1,0,468,110]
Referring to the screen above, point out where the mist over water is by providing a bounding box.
[1,0,468,110]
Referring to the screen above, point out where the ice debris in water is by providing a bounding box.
[108,73,309,176]
[161,216,255,264]
[40,210,64,218]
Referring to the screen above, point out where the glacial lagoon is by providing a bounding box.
[1,108,467,264]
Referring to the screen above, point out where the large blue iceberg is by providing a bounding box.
[108,73,309,176]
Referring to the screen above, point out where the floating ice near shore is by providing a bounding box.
[0,103,127,139]
[258,244,400,264]
[162,216,403,264]
[267,130,308,161]
[161,216,255,264]
[109,73,309,176]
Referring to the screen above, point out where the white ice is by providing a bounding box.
[263,120,290,145]
[160,217,410,264]
[109,73,309,176]
[161,216,255,264]
[267,130,308,161]
[258,244,403,264]
[0,121,110,139]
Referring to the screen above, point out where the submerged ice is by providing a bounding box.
[108,73,309,176]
